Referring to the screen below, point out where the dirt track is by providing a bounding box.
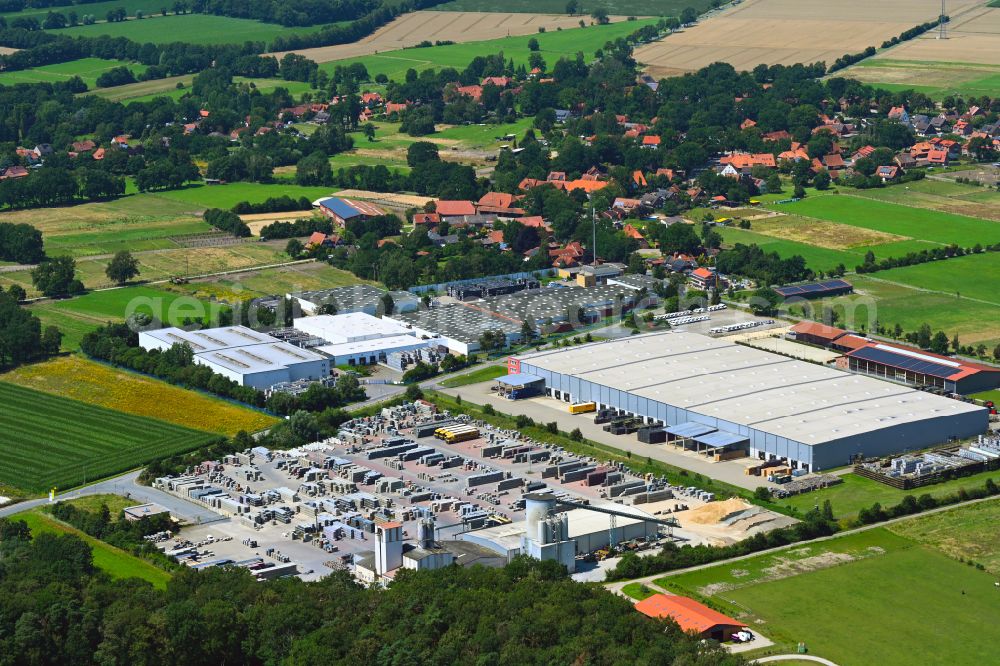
[635,0,984,77]
[270,11,628,63]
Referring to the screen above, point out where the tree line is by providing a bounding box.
[0,518,745,666]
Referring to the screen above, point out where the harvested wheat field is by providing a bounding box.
[271,11,628,63]
[635,0,983,77]
[871,5,1000,66]
[333,189,436,209]
[747,216,909,250]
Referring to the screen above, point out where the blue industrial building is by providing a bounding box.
[508,332,987,472]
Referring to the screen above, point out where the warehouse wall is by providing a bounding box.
[518,361,988,472]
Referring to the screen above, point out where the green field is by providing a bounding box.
[0,57,146,88]
[16,510,171,588]
[1,0,161,22]
[152,182,336,210]
[887,499,1000,573]
[810,259,1000,349]
[47,13,329,46]
[779,470,1000,520]
[771,193,1000,248]
[439,364,507,388]
[431,0,708,15]
[657,522,1000,666]
[89,74,317,102]
[0,382,218,493]
[322,19,660,81]
[844,178,1000,222]
[719,226,861,272]
[857,252,1000,305]
[29,285,226,350]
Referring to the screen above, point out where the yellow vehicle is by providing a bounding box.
[438,424,480,443]
[749,199,761,205]
[569,402,597,414]
[715,217,731,224]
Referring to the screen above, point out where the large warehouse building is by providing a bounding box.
[138,326,329,389]
[508,331,987,471]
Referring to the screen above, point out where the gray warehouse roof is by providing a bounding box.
[515,331,985,446]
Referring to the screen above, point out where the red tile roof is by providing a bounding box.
[790,321,847,342]
[478,192,516,208]
[435,200,476,216]
[635,595,747,634]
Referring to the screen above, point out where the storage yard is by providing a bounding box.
[506,331,988,472]
[150,400,795,583]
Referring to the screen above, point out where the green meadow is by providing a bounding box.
[321,19,661,81]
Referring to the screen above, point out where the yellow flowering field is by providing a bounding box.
[2,356,278,436]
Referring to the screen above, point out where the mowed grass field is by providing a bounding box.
[90,75,317,103]
[318,18,660,81]
[656,521,1000,666]
[15,510,171,588]
[806,256,1000,348]
[2,356,278,435]
[778,469,1000,520]
[770,193,1000,248]
[0,382,219,493]
[27,285,224,350]
[48,13,331,46]
[0,57,147,88]
[162,261,370,302]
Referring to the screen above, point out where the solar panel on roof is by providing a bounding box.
[850,346,958,379]
[819,279,851,289]
[799,284,823,292]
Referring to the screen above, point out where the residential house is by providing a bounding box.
[740,118,757,130]
[632,170,648,187]
[435,200,477,220]
[0,166,28,180]
[481,76,511,88]
[412,213,441,226]
[623,224,649,249]
[641,135,661,149]
[71,140,96,153]
[887,106,909,124]
[455,85,483,102]
[876,165,900,182]
[688,267,718,290]
[761,130,791,142]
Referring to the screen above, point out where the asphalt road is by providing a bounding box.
[0,470,225,525]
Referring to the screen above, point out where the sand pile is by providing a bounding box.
[686,498,753,525]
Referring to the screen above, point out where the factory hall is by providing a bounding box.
[508,331,987,471]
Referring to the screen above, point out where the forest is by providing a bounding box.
[0,517,745,666]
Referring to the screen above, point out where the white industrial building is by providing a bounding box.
[461,494,660,572]
[293,313,433,366]
[138,326,329,390]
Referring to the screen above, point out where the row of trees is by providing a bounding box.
[0,168,125,210]
[855,243,1000,275]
